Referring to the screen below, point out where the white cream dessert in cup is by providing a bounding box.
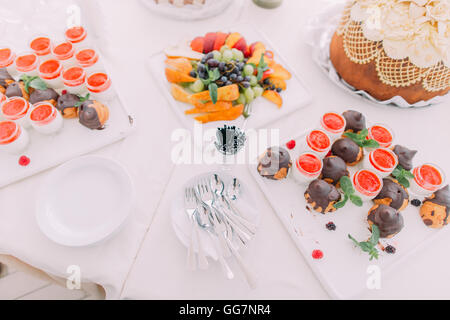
[0,120,29,154]
[15,52,39,77]
[293,152,323,185]
[75,47,100,73]
[86,70,114,101]
[352,169,383,201]
[29,102,63,135]
[38,59,63,89]
[65,25,89,49]
[300,129,331,159]
[363,147,398,178]
[29,35,53,62]
[52,41,77,69]
[410,163,446,197]
[62,66,87,95]
[367,124,394,149]
[1,97,31,129]
[319,112,346,141]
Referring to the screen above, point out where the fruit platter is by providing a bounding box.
[148,24,312,129]
[0,25,134,188]
[249,110,450,299]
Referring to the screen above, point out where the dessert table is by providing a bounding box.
[0,0,449,300]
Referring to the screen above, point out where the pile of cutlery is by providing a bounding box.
[184,173,258,288]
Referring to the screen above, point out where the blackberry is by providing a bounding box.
[276,87,282,93]
[385,245,396,254]
[411,199,421,207]
[326,222,336,231]
[189,70,197,78]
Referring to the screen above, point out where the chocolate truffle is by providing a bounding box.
[320,156,349,186]
[30,88,60,106]
[257,146,292,180]
[304,179,341,214]
[56,93,81,118]
[420,185,450,229]
[331,138,363,166]
[368,204,404,238]
[342,110,366,133]
[392,145,417,171]
[78,100,109,130]
[0,68,13,93]
[5,81,29,100]
[373,178,409,211]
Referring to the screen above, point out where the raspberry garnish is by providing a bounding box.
[62,90,68,95]
[18,155,30,166]
[312,249,323,260]
[286,140,296,150]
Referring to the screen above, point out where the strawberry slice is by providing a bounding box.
[213,32,228,51]
[190,37,204,53]
[203,32,217,54]
[232,37,248,54]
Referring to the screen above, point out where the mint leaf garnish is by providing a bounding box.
[75,93,90,108]
[348,225,380,260]
[334,176,362,209]
[343,128,379,149]
[20,74,48,93]
[208,83,218,104]
[391,164,413,188]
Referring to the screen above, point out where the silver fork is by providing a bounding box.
[184,187,208,270]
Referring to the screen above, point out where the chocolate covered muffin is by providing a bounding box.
[320,156,349,186]
[30,88,59,106]
[373,178,409,211]
[5,81,29,100]
[392,145,417,171]
[304,179,341,214]
[368,204,404,238]
[420,185,450,229]
[56,93,80,119]
[0,68,14,93]
[257,146,292,180]
[79,100,109,130]
[342,110,366,133]
[331,138,363,166]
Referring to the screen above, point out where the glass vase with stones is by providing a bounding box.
[215,125,246,171]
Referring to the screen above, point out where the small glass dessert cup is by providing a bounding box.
[0,45,17,77]
[38,59,63,89]
[363,147,398,178]
[62,66,87,95]
[0,120,29,154]
[301,129,331,159]
[352,169,383,201]
[293,152,322,185]
[86,71,114,101]
[29,102,63,135]
[1,97,31,129]
[410,163,445,197]
[75,47,100,73]
[65,25,89,49]
[319,112,346,141]
[52,41,76,69]
[29,35,52,61]
[15,52,39,77]
[368,124,394,148]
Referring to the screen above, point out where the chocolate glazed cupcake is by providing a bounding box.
[304,179,341,214]
[320,156,349,186]
[79,100,110,130]
[5,81,30,100]
[342,110,366,133]
[0,68,14,93]
[373,178,409,211]
[30,88,60,106]
[257,146,292,180]
[368,204,404,238]
[56,93,81,119]
[392,145,417,171]
[420,185,450,229]
[331,138,363,166]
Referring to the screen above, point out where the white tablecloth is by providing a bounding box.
[120,0,450,300]
[1,0,449,300]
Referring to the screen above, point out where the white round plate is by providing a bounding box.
[170,171,260,260]
[36,155,134,247]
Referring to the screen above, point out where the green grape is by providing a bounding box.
[190,79,204,93]
[220,45,230,54]
[212,50,221,61]
[222,50,233,62]
[249,75,258,86]
[237,93,246,105]
[253,86,264,97]
[245,87,255,102]
[232,48,244,61]
[243,64,254,77]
